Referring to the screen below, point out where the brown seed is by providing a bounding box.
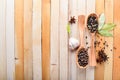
[114,47,116,50]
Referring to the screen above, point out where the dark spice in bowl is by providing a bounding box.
[87,14,98,33]
[77,48,89,67]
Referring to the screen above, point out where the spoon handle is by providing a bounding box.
[78,15,85,47]
[90,34,96,66]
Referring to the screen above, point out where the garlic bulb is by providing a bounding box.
[69,37,79,50]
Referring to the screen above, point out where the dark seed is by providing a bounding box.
[77,48,89,67]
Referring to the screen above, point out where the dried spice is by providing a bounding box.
[87,14,98,33]
[77,48,89,67]
[114,47,116,50]
[69,16,76,24]
[96,49,109,64]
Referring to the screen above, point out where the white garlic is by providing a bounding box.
[69,37,80,50]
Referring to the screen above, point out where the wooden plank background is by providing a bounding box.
[0,0,120,80]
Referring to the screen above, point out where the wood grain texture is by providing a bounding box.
[24,0,33,79]
[95,0,105,80]
[68,0,78,79]
[59,0,68,80]
[113,0,120,79]
[0,0,7,79]
[6,0,15,79]
[32,0,42,80]
[77,0,86,80]
[42,0,50,80]
[50,0,59,80]
[15,0,24,79]
[86,0,95,80]
[104,0,113,80]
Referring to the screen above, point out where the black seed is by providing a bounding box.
[86,42,88,45]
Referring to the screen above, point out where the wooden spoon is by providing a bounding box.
[87,13,98,66]
[76,15,88,68]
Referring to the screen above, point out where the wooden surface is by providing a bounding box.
[104,0,113,80]
[32,0,42,80]
[50,0,59,79]
[6,0,15,79]
[24,0,33,79]
[95,0,105,80]
[113,0,120,80]
[15,0,24,80]
[0,0,120,80]
[59,0,68,80]
[0,0,7,79]
[42,0,50,80]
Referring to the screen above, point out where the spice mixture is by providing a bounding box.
[87,14,98,33]
[77,48,89,67]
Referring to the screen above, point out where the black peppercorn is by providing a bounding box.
[87,14,98,33]
[77,48,89,67]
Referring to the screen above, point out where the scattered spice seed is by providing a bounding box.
[111,49,112,51]
[114,47,116,50]
[69,16,76,24]
[106,45,109,47]
[86,42,88,45]
[103,42,105,45]
[118,56,120,58]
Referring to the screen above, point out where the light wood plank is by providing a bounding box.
[14,0,24,79]
[68,0,78,79]
[42,0,50,80]
[95,0,105,80]
[113,0,120,79]
[104,0,113,80]
[86,0,95,80]
[59,0,68,80]
[32,0,42,80]
[24,0,33,79]
[6,0,15,79]
[77,0,86,80]
[50,0,59,80]
[0,0,7,79]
